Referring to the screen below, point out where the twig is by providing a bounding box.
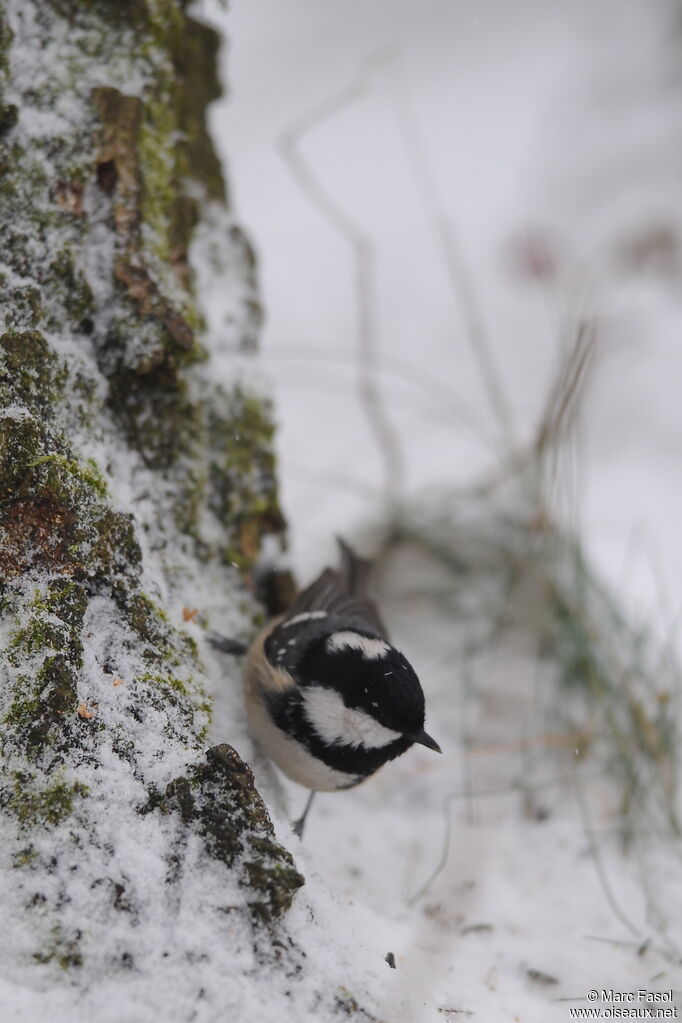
[264,345,495,448]
[631,828,682,961]
[462,318,597,500]
[583,934,644,949]
[386,63,516,453]
[572,770,642,940]
[279,51,405,505]
[407,796,453,906]
[285,461,383,503]
[406,769,593,905]
[534,319,596,460]
[460,661,477,826]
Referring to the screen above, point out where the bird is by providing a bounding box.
[241,538,441,835]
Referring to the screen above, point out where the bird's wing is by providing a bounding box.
[285,539,389,639]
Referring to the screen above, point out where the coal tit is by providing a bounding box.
[243,539,441,831]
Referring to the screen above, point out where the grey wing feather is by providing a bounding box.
[285,538,389,639]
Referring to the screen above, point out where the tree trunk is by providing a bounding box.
[0,0,303,1007]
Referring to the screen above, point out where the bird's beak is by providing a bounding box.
[413,729,442,754]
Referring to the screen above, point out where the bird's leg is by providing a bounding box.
[292,791,316,839]
[206,632,249,656]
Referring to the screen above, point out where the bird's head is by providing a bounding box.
[298,628,441,755]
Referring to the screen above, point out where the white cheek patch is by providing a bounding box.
[326,631,390,659]
[302,687,402,749]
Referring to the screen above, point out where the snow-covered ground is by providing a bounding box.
[199,0,682,1019]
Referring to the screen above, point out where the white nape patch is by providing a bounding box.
[282,610,328,628]
[302,687,401,750]
[326,631,390,659]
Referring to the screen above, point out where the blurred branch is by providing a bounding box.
[572,773,645,941]
[264,345,496,448]
[286,461,383,503]
[387,63,517,454]
[461,317,597,502]
[534,318,596,461]
[279,51,406,506]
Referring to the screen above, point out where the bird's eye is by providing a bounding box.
[302,688,402,749]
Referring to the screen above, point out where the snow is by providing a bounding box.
[3,0,682,1020]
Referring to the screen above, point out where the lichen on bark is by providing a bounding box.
[0,0,296,990]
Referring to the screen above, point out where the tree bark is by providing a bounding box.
[0,0,302,998]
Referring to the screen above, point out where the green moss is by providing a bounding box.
[25,454,108,499]
[33,924,83,970]
[91,508,141,577]
[31,454,94,502]
[181,632,199,659]
[31,577,85,623]
[0,9,14,81]
[83,458,108,496]
[107,364,202,467]
[12,845,38,868]
[0,330,67,412]
[119,589,169,640]
[137,77,181,265]
[137,671,188,695]
[217,394,275,476]
[195,698,212,742]
[146,745,304,922]
[243,844,308,922]
[0,413,43,496]
[110,727,136,764]
[0,430,140,580]
[170,15,225,203]
[334,988,379,1021]
[0,102,18,136]
[4,654,78,754]
[4,285,43,329]
[133,670,209,745]
[8,619,61,662]
[55,8,283,572]
[91,82,200,369]
[207,389,285,569]
[8,580,87,669]
[47,249,95,328]
[2,773,88,829]
[138,5,225,207]
[112,588,195,668]
[81,5,227,463]
[2,579,88,758]
[44,0,151,30]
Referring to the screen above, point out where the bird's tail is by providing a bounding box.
[282,537,388,637]
[336,536,374,597]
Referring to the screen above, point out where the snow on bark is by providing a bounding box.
[0,0,305,1009]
